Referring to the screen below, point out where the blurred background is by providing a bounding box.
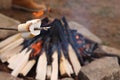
[0,0,120,49]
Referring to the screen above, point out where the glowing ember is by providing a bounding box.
[30,41,43,57]
[33,10,44,18]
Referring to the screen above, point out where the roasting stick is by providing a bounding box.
[0,38,24,53]
[36,51,47,80]
[11,50,32,77]
[68,44,81,76]
[0,46,23,63]
[8,48,28,69]
[51,50,58,80]
[0,33,21,48]
[60,51,73,77]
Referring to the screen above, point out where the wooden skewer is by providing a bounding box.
[0,46,23,63]
[36,51,47,80]
[60,51,73,77]
[46,65,52,80]
[0,38,24,53]
[68,44,81,76]
[20,59,36,76]
[8,48,28,69]
[11,50,31,77]
[0,33,21,48]
[51,50,58,80]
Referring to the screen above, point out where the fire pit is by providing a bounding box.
[0,17,119,80]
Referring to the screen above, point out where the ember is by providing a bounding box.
[33,10,44,18]
[0,17,99,80]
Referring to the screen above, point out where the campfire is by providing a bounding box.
[0,17,98,80]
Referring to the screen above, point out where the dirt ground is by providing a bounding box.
[0,0,120,49]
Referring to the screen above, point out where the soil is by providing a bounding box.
[0,0,120,80]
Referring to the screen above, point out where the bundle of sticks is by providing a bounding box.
[0,17,98,80]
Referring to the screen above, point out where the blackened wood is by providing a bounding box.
[62,17,84,65]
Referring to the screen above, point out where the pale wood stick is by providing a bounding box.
[8,48,28,69]
[68,44,81,76]
[20,59,36,76]
[60,51,73,77]
[0,38,24,53]
[11,50,31,77]
[50,51,58,80]
[0,46,23,63]
[35,51,47,80]
[46,65,52,80]
[100,45,120,57]
[0,33,21,48]
[66,59,74,75]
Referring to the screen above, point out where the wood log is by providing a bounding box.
[66,59,74,75]
[50,50,58,80]
[0,38,24,53]
[8,48,28,69]
[21,32,35,39]
[60,52,73,77]
[20,59,36,76]
[0,45,23,63]
[100,45,120,57]
[11,50,31,77]
[0,33,21,48]
[46,65,52,80]
[68,44,81,76]
[35,51,47,80]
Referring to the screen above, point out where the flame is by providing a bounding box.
[33,10,44,18]
[30,41,43,58]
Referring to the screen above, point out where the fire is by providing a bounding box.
[33,10,44,18]
[30,41,43,58]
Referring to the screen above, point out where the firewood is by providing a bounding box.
[60,52,73,77]
[46,65,52,80]
[35,51,47,80]
[0,33,21,48]
[8,48,28,69]
[66,59,74,74]
[20,59,36,76]
[21,32,35,39]
[0,45,23,63]
[100,45,120,57]
[11,50,31,77]
[68,44,81,76]
[51,50,58,80]
[0,38,24,53]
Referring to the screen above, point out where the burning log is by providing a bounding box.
[0,45,23,63]
[46,65,52,79]
[11,50,32,77]
[60,51,73,77]
[35,51,47,80]
[0,33,21,48]
[8,48,28,69]
[68,44,81,76]
[20,59,36,76]
[0,38,24,53]
[51,50,58,80]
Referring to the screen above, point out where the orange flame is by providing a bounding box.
[30,41,43,57]
[33,10,44,18]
